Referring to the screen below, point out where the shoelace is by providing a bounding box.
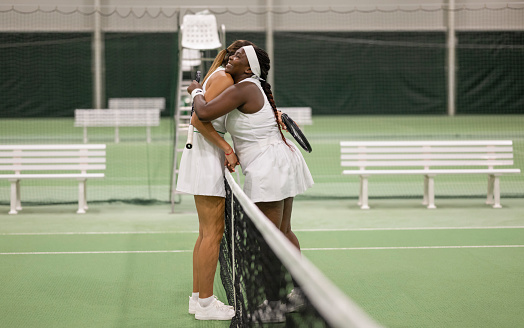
[214,296,234,309]
[212,297,234,312]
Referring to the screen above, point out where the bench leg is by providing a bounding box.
[83,127,88,143]
[357,177,362,206]
[492,175,502,208]
[486,175,495,205]
[423,175,429,205]
[360,175,370,209]
[426,175,436,209]
[115,126,120,143]
[8,179,19,214]
[16,180,22,211]
[77,178,87,214]
[84,181,88,211]
[146,126,151,143]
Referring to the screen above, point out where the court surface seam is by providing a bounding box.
[2,245,523,255]
[1,225,523,235]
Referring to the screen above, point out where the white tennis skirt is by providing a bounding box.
[238,138,314,202]
[176,132,226,197]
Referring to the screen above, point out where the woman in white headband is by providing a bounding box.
[188,43,314,323]
[177,40,255,321]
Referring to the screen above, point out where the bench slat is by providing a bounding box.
[0,144,106,150]
[340,140,513,146]
[0,151,106,157]
[341,160,514,167]
[0,173,105,179]
[1,164,106,171]
[108,97,165,110]
[342,168,521,175]
[341,146,514,153]
[341,153,513,160]
[0,158,106,164]
[75,109,160,127]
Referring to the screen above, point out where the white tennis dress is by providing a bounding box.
[176,67,228,197]
[225,77,314,202]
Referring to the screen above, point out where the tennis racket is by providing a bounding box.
[281,113,312,153]
[185,70,201,149]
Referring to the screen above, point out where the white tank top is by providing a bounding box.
[201,67,226,134]
[225,77,281,153]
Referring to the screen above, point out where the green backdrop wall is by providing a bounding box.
[0,31,522,118]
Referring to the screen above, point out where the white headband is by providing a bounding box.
[242,45,261,78]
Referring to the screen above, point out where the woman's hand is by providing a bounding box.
[187,80,203,94]
[224,149,240,173]
[277,110,287,131]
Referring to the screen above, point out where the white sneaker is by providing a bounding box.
[249,300,286,323]
[189,295,232,315]
[188,296,197,314]
[286,288,306,313]
[195,297,235,320]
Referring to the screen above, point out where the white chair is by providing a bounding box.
[181,13,222,50]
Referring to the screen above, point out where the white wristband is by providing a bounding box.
[191,88,204,101]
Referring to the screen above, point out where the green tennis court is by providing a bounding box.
[1,196,523,328]
[1,4,523,326]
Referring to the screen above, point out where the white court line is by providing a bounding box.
[296,226,524,232]
[1,226,523,236]
[1,245,523,255]
[0,250,192,255]
[302,245,524,251]
[0,231,198,235]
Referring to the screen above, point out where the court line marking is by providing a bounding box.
[1,245,523,255]
[302,245,524,251]
[0,231,199,235]
[296,226,524,232]
[0,250,192,255]
[1,226,523,235]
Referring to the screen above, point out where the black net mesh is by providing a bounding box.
[219,174,382,328]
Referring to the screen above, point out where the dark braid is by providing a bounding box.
[253,46,291,148]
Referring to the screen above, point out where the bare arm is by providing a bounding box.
[189,81,262,121]
[189,71,239,170]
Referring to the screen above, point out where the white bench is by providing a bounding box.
[75,109,160,143]
[279,107,313,127]
[108,97,165,111]
[0,144,106,214]
[340,140,521,209]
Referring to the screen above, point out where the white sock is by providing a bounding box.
[198,295,214,308]
[191,292,199,302]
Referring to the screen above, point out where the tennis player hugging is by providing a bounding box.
[188,42,313,322]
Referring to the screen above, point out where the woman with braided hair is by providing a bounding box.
[178,40,256,321]
[188,44,313,323]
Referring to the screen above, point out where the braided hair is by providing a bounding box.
[251,45,290,147]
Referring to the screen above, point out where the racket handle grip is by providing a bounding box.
[185,124,194,149]
[185,71,201,150]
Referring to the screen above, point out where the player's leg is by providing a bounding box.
[280,197,306,312]
[280,197,299,250]
[193,195,234,320]
[252,200,287,323]
[194,195,225,298]
[188,221,203,314]
[256,200,284,229]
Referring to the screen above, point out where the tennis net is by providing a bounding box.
[219,169,383,328]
